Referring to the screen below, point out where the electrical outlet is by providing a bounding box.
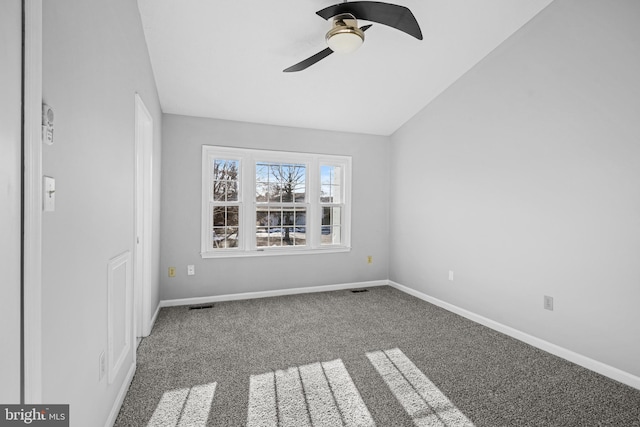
[544,295,554,311]
[448,270,454,281]
[367,256,373,264]
[99,351,106,381]
[187,265,195,276]
[168,267,176,277]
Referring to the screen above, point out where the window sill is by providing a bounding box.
[200,246,351,259]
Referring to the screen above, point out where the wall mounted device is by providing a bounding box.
[43,176,55,212]
[42,103,54,145]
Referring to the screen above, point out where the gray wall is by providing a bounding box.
[41,0,162,424]
[160,114,389,300]
[0,0,22,404]
[390,0,640,377]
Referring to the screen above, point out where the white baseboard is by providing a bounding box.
[159,280,387,308]
[104,361,136,427]
[146,303,161,336]
[387,280,640,391]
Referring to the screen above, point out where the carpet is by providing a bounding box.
[114,286,640,426]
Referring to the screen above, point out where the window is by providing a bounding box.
[202,146,351,257]
[212,159,240,248]
[320,164,344,245]
[256,162,307,248]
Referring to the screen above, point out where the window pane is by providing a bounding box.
[320,165,342,203]
[227,206,239,226]
[256,209,269,226]
[282,210,294,226]
[256,182,269,202]
[321,165,333,186]
[320,184,332,203]
[212,206,240,248]
[213,182,227,202]
[294,183,305,202]
[321,206,341,245]
[227,181,238,202]
[256,227,268,247]
[256,164,269,182]
[213,159,239,202]
[255,207,306,247]
[213,206,226,227]
[267,183,280,203]
[256,161,306,204]
[212,227,239,248]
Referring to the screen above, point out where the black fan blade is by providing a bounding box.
[317,1,422,40]
[283,48,333,72]
[283,24,373,73]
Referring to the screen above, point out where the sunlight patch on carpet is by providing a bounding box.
[247,358,374,427]
[367,348,474,427]
[147,382,217,427]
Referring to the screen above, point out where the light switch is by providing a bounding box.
[43,176,55,212]
[187,265,195,276]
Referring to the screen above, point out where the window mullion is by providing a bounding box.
[307,158,319,249]
[343,157,352,248]
[244,154,255,251]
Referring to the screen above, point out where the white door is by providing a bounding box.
[134,93,153,341]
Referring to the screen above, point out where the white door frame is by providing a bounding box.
[23,0,43,404]
[134,93,153,341]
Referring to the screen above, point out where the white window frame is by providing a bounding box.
[201,146,352,258]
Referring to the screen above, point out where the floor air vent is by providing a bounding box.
[189,304,214,310]
[351,289,369,293]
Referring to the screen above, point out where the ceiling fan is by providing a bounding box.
[284,1,423,72]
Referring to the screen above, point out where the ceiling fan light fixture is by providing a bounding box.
[326,14,364,54]
[326,29,364,53]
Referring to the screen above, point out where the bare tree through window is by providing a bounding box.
[256,163,306,246]
[212,159,240,247]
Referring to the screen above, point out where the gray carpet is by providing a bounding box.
[115,286,640,426]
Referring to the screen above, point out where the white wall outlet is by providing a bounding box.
[448,270,454,281]
[544,295,554,311]
[187,265,195,276]
[99,351,106,381]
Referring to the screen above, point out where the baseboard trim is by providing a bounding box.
[387,280,640,391]
[104,361,136,427]
[159,280,388,308]
[147,303,161,336]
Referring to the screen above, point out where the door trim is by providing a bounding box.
[22,0,43,404]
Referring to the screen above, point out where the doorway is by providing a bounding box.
[134,93,153,343]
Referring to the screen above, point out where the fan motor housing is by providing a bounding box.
[326,13,365,53]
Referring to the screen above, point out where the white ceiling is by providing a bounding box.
[137,0,554,136]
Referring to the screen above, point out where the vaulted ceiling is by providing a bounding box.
[137,0,554,136]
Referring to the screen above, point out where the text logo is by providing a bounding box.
[0,405,68,427]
